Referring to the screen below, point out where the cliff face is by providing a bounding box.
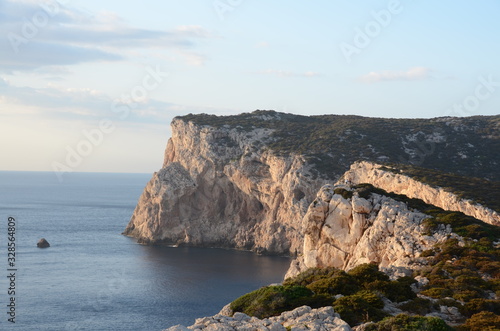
[125,111,498,258]
[123,118,325,255]
[344,161,500,227]
[285,184,454,279]
[176,111,500,181]
[284,161,499,278]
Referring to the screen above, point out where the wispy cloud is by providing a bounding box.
[360,67,432,83]
[257,69,321,78]
[176,50,208,66]
[0,78,177,124]
[0,1,213,73]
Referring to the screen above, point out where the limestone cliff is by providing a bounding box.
[343,161,499,227]
[123,116,325,255]
[131,112,499,330]
[125,111,498,257]
[285,184,456,279]
[285,161,499,278]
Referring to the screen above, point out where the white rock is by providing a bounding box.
[343,161,499,226]
[269,322,286,331]
[124,118,327,255]
[218,303,233,316]
[163,325,190,331]
[233,312,251,322]
[352,195,372,214]
[125,119,495,269]
[287,186,450,278]
[164,306,352,331]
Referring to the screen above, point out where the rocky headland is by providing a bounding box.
[124,111,499,330]
[124,111,499,255]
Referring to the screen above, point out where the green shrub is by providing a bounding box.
[229,284,333,319]
[453,290,483,302]
[333,290,386,326]
[422,212,500,243]
[436,298,462,309]
[461,311,500,331]
[398,297,438,315]
[421,249,436,257]
[348,263,390,284]
[230,285,311,318]
[477,261,500,278]
[365,277,416,302]
[416,221,499,309]
[462,299,500,317]
[306,274,360,296]
[421,287,453,299]
[365,314,454,331]
[283,267,340,287]
[353,184,374,199]
[334,188,353,200]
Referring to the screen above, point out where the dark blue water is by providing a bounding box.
[0,172,291,331]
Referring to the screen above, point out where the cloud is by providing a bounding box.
[176,50,208,66]
[257,69,321,78]
[0,77,178,124]
[175,25,215,38]
[34,66,73,75]
[0,0,213,72]
[360,67,432,83]
[0,41,123,73]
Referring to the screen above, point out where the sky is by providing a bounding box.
[1,0,499,175]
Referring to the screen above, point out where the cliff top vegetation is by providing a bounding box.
[178,110,500,182]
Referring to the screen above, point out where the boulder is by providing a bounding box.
[163,305,352,331]
[37,238,50,248]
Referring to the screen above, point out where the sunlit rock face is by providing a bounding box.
[285,184,455,279]
[124,112,498,260]
[124,117,325,255]
[343,161,499,227]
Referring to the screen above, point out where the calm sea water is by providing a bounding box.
[0,172,291,331]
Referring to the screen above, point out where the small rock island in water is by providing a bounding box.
[37,238,50,248]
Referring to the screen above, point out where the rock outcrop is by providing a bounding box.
[144,112,499,331]
[124,117,325,255]
[343,161,500,226]
[285,184,455,279]
[37,238,50,248]
[124,112,498,256]
[164,305,352,331]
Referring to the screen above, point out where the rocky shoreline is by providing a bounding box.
[165,306,352,331]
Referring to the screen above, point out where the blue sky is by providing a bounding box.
[1,0,499,174]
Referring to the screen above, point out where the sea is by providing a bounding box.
[0,171,291,331]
